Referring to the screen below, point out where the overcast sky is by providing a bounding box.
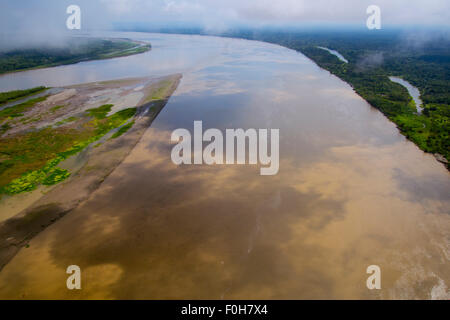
[2,0,450,29]
[0,0,449,49]
[103,0,450,27]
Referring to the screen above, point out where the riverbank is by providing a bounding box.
[298,47,449,169]
[0,74,181,271]
[213,30,449,170]
[0,38,151,75]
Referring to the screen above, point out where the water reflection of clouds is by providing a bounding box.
[174,70,246,97]
[3,126,449,300]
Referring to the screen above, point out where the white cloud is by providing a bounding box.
[85,0,450,26]
[0,0,449,41]
[101,0,134,14]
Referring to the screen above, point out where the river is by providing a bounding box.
[0,32,448,299]
[317,46,349,63]
[389,76,424,113]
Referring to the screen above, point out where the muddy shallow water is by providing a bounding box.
[0,32,448,299]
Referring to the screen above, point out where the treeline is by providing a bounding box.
[0,38,149,74]
[223,29,449,167]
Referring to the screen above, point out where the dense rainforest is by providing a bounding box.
[219,28,449,168]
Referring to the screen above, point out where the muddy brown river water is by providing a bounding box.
[0,32,448,299]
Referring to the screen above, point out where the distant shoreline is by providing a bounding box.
[0,38,151,76]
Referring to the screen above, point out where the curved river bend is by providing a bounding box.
[0,32,448,299]
[389,76,424,113]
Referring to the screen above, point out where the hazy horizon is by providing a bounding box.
[0,0,449,51]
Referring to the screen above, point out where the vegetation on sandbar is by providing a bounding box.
[0,86,47,105]
[0,101,137,195]
[111,121,135,139]
[0,96,48,121]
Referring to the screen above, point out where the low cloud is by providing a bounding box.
[0,0,449,51]
[398,29,450,52]
[356,52,384,71]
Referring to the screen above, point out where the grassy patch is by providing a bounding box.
[0,123,11,134]
[21,115,42,125]
[0,105,137,195]
[0,96,47,122]
[55,116,77,126]
[92,108,137,136]
[0,87,46,105]
[42,168,71,186]
[50,105,64,113]
[86,104,113,119]
[143,80,173,104]
[111,121,135,139]
[0,127,91,192]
